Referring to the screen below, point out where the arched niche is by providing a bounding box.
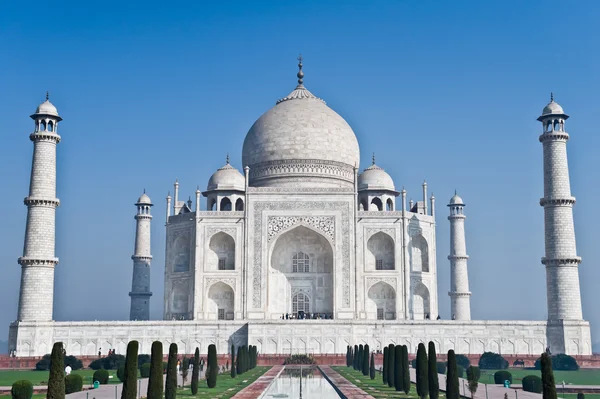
[220,197,232,211]
[412,282,430,320]
[208,232,235,270]
[269,225,333,317]
[409,234,429,272]
[367,282,396,320]
[170,280,189,316]
[367,232,395,270]
[370,197,383,211]
[386,198,394,211]
[207,282,234,320]
[208,198,216,211]
[235,198,244,211]
[172,235,190,272]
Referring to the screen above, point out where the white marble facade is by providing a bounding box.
[8,63,593,357]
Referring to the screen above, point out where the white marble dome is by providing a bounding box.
[242,83,360,188]
[358,164,395,192]
[136,192,152,205]
[542,100,565,116]
[449,193,464,205]
[207,162,245,192]
[34,99,60,118]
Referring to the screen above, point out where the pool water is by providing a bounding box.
[259,366,341,399]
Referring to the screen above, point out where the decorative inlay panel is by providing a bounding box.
[253,201,351,308]
[205,278,236,291]
[206,227,237,239]
[365,277,397,291]
[365,228,396,240]
[268,216,334,243]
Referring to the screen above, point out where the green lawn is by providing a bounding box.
[0,369,124,386]
[332,366,419,399]
[561,395,600,399]
[479,369,600,386]
[177,366,270,399]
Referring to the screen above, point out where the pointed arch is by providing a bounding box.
[386,198,394,211]
[370,197,383,211]
[409,233,429,272]
[412,282,430,320]
[367,232,395,270]
[235,198,244,211]
[207,282,234,320]
[367,281,396,320]
[220,197,232,211]
[208,232,235,270]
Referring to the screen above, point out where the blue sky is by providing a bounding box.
[1,1,599,347]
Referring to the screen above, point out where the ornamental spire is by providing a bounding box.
[45,91,49,101]
[372,152,376,165]
[550,92,554,102]
[297,54,304,87]
[226,153,230,164]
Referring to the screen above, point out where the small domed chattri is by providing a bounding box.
[541,92,565,116]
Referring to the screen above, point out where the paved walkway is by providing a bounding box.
[230,366,283,399]
[319,366,376,399]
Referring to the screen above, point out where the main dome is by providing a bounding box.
[242,63,360,188]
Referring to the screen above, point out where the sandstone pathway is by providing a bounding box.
[319,365,376,399]
[230,365,284,399]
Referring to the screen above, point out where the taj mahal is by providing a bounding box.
[8,59,592,357]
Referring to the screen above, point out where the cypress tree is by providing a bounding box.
[346,346,350,367]
[147,342,163,399]
[165,343,178,399]
[370,353,376,380]
[358,344,364,371]
[354,345,359,370]
[230,345,236,379]
[402,345,410,394]
[541,353,557,399]
[394,345,403,391]
[382,347,388,385]
[387,344,395,388]
[428,341,439,399]
[446,350,459,399]
[362,344,370,376]
[416,343,429,399]
[47,342,65,399]
[252,345,256,369]
[207,344,217,388]
[121,341,138,399]
[191,347,200,395]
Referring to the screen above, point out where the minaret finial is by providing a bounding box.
[550,92,554,102]
[226,153,230,164]
[143,188,146,194]
[45,91,49,101]
[455,189,457,195]
[372,152,375,165]
[297,54,304,86]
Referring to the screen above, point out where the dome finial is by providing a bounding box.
[550,92,554,102]
[297,54,304,86]
[45,91,49,101]
[226,153,230,164]
[143,188,146,194]
[372,152,376,165]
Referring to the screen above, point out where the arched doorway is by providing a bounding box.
[208,232,235,270]
[410,234,429,272]
[269,225,334,318]
[412,282,430,320]
[367,282,396,320]
[207,282,234,320]
[367,232,395,270]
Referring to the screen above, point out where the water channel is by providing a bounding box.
[259,366,342,399]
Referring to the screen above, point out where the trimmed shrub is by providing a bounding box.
[523,375,543,393]
[402,345,410,395]
[494,370,512,384]
[362,344,370,376]
[535,354,579,371]
[121,341,139,399]
[93,369,110,385]
[394,345,403,392]
[577,393,585,399]
[147,341,163,399]
[165,343,178,399]
[349,346,354,368]
[354,345,359,370]
[89,354,126,370]
[387,344,395,388]
[230,345,237,379]
[48,342,65,399]
[436,362,446,374]
[117,365,126,382]
[479,352,508,370]
[466,366,480,397]
[65,374,83,394]
[446,350,459,399]
[541,352,558,399]
[428,342,439,399]
[358,344,364,371]
[457,365,464,378]
[382,347,388,385]
[455,354,470,370]
[36,355,82,371]
[11,380,33,399]
[207,344,217,388]
[137,354,150,369]
[416,343,429,399]
[140,363,151,378]
[191,347,200,394]
[370,353,376,379]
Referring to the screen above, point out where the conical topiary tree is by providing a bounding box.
[416,343,429,399]
[428,341,439,399]
[147,342,163,399]
[191,347,200,395]
[387,344,395,388]
[402,345,410,394]
[47,342,65,399]
[165,343,178,399]
[230,345,237,378]
[346,346,350,367]
[446,350,459,399]
[362,344,370,376]
[358,344,364,371]
[383,346,388,385]
[121,341,138,399]
[354,345,359,370]
[370,353,376,380]
[207,344,217,388]
[394,345,403,391]
[541,353,557,399]
[236,345,242,375]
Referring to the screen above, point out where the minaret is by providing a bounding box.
[447,192,471,320]
[17,93,62,322]
[538,95,583,324]
[129,191,153,321]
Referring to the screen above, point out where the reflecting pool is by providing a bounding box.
[259,366,341,399]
